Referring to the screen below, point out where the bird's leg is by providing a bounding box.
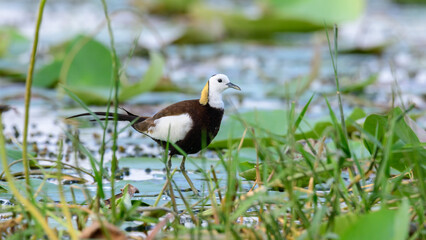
[180,156,199,195]
[166,154,177,212]
[167,155,172,170]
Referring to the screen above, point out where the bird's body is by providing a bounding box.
[133,99,224,155]
[68,74,240,194]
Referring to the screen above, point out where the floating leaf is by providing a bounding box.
[63,37,114,104]
[144,0,199,14]
[393,0,426,4]
[33,60,62,88]
[61,36,164,104]
[212,108,366,148]
[211,110,289,148]
[183,0,364,42]
[267,0,364,24]
[188,5,322,41]
[64,38,113,88]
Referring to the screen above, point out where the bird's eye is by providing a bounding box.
[218,79,222,83]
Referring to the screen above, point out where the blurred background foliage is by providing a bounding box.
[0,0,370,104]
[1,0,424,104]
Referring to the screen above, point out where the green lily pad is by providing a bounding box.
[33,60,63,88]
[61,36,164,104]
[182,0,364,42]
[63,37,114,103]
[212,108,366,149]
[211,110,289,148]
[267,0,365,25]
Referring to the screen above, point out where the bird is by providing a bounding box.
[68,74,241,195]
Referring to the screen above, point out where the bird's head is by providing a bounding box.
[199,74,241,105]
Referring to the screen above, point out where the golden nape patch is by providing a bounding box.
[199,81,209,105]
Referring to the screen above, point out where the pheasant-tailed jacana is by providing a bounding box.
[68,74,240,194]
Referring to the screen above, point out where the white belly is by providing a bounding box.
[146,113,193,143]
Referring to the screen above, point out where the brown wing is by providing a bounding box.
[132,99,199,133]
[151,100,200,119]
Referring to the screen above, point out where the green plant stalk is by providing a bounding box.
[153,167,178,207]
[96,91,112,203]
[223,145,238,237]
[22,0,47,195]
[375,111,397,206]
[65,87,109,207]
[325,24,350,158]
[56,140,79,240]
[171,179,197,224]
[0,113,58,240]
[101,0,120,222]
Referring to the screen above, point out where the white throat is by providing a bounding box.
[208,91,224,109]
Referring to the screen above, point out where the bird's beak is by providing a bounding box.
[226,82,241,91]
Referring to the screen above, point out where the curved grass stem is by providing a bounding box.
[22,0,47,196]
[100,0,120,223]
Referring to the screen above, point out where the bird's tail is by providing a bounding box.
[67,108,147,123]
